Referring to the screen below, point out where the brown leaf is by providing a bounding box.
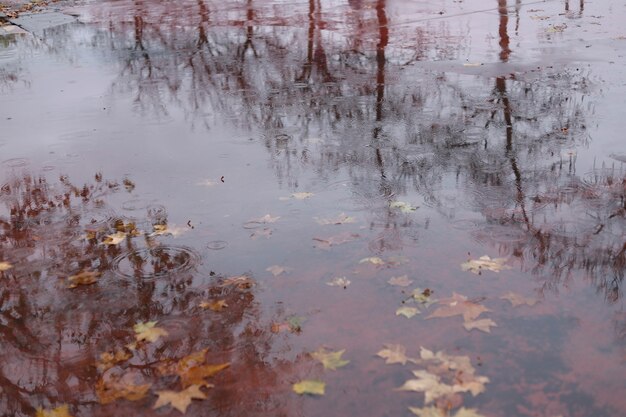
[220,275,255,289]
[153,384,207,413]
[427,293,490,322]
[97,348,133,372]
[67,270,101,288]
[96,369,151,404]
[200,300,228,311]
[103,231,126,245]
[179,363,229,388]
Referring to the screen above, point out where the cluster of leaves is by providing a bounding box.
[93,321,230,414]
[377,345,488,416]
[292,347,350,396]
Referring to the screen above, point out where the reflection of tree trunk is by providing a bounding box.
[297,0,333,83]
[498,0,510,62]
[197,0,210,47]
[374,0,389,189]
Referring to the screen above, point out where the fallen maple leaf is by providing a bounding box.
[67,270,101,288]
[153,384,207,413]
[359,257,385,265]
[315,213,356,225]
[103,231,126,245]
[266,265,292,277]
[292,380,325,395]
[311,347,350,370]
[96,369,151,404]
[500,291,538,307]
[390,201,418,213]
[398,370,456,404]
[0,261,13,272]
[396,306,420,318]
[220,275,254,289]
[134,321,168,343]
[418,348,489,397]
[463,319,497,333]
[35,405,73,417]
[377,344,411,365]
[427,293,490,322]
[199,300,228,311]
[388,275,413,287]
[179,363,229,388]
[461,256,511,274]
[149,224,188,237]
[326,277,351,287]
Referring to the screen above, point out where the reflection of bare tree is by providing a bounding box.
[0,171,300,417]
[80,0,622,300]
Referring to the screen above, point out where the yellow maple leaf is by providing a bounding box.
[35,405,73,417]
[153,384,207,413]
[134,321,168,343]
[67,270,101,288]
[97,348,133,372]
[0,261,13,272]
[292,380,325,395]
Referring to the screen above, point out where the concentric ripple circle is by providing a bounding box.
[112,245,200,279]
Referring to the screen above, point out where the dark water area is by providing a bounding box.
[0,0,625,416]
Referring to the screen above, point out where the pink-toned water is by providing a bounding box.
[1,1,625,416]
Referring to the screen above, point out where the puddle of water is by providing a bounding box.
[1,0,626,416]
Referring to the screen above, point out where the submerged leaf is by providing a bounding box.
[291,192,314,200]
[463,318,497,333]
[149,224,188,237]
[390,201,418,213]
[293,380,325,395]
[153,385,207,413]
[221,275,255,289]
[250,228,273,239]
[97,348,133,372]
[311,347,350,370]
[396,306,420,318]
[179,363,229,388]
[500,291,538,307]
[266,265,292,277]
[134,321,168,343]
[35,405,73,417]
[409,406,486,417]
[377,344,411,365]
[96,370,151,404]
[398,370,456,404]
[359,257,385,265]
[326,277,351,287]
[199,300,228,311]
[315,213,356,225]
[387,275,413,287]
[313,232,360,249]
[427,293,490,322]
[250,214,280,224]
[67,270,101,288]
[461,256,511,274]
